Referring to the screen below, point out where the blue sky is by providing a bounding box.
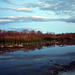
[0,0,75,33]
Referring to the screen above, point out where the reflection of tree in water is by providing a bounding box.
[0,44,55,53]
[56,42,75,47]
[0,42,75,53]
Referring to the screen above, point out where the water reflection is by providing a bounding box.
[0,42,75,53]
[0,42,75,75]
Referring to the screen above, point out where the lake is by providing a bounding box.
[0,44,75,75]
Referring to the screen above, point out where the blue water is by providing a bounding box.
[0,45,75,75]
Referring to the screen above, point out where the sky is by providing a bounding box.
[0,0,75,33]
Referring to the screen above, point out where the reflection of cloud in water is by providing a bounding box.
[0,54,48,61]
[0,52,75,61]
[1,64,34,70]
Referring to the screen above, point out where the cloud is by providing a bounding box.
[1,0,75,16]
[0,16,50,25]
[5,0,20,5]
[65,16,75,23]
[4,0,43,7]
[0,16,50,22]
[40,0,75,16]
[0,20,15,24]
[0,16,75,25]
[22,2,43,8]
[0,7,33,12]
[9,27,45,32]
[0,0,19,5]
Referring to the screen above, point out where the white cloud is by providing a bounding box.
[22,2,43,7]
[0,16,50,22]
[5,0,20,5]
[0,7,33,12]
[0,16,75,25]
[8,26,45,32]
[1,0,75,16]
[0,20,14,24]
[0,16,49,25]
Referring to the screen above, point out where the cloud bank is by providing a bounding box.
[41,0,75,15]
[0,0,75,25]
[1,0,75,16]
[0,16,75,25]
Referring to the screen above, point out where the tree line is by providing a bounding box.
[0,29,75,45]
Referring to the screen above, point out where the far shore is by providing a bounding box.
[0,41,55,48]
[0,41,75,48]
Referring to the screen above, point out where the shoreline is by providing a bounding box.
[0,41,55,48]
[49,61,75,75]
[0,41,75,48]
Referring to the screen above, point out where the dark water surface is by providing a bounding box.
[0,45,75,75]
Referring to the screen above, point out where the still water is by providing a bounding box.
[0,45,75,75]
